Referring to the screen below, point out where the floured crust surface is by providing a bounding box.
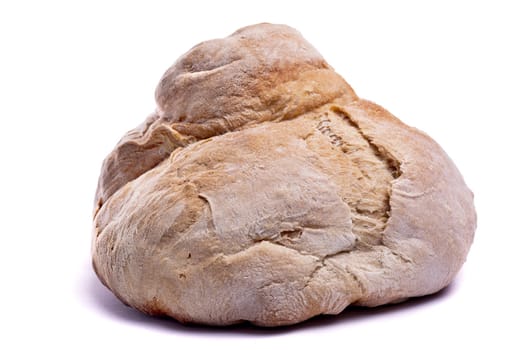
[92,23,476,326]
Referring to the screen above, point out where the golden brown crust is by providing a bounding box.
[92,23,475,326]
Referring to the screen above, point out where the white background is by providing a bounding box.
[1,0,523,348]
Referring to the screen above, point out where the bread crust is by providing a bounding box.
[92,23,476,326]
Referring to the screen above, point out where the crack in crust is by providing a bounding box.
[307,106,401,247]
[329,106,402,247]
[331,105,401,179]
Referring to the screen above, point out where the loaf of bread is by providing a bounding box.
[92,23,476,326]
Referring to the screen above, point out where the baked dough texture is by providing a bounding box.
[92,23,476,326]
